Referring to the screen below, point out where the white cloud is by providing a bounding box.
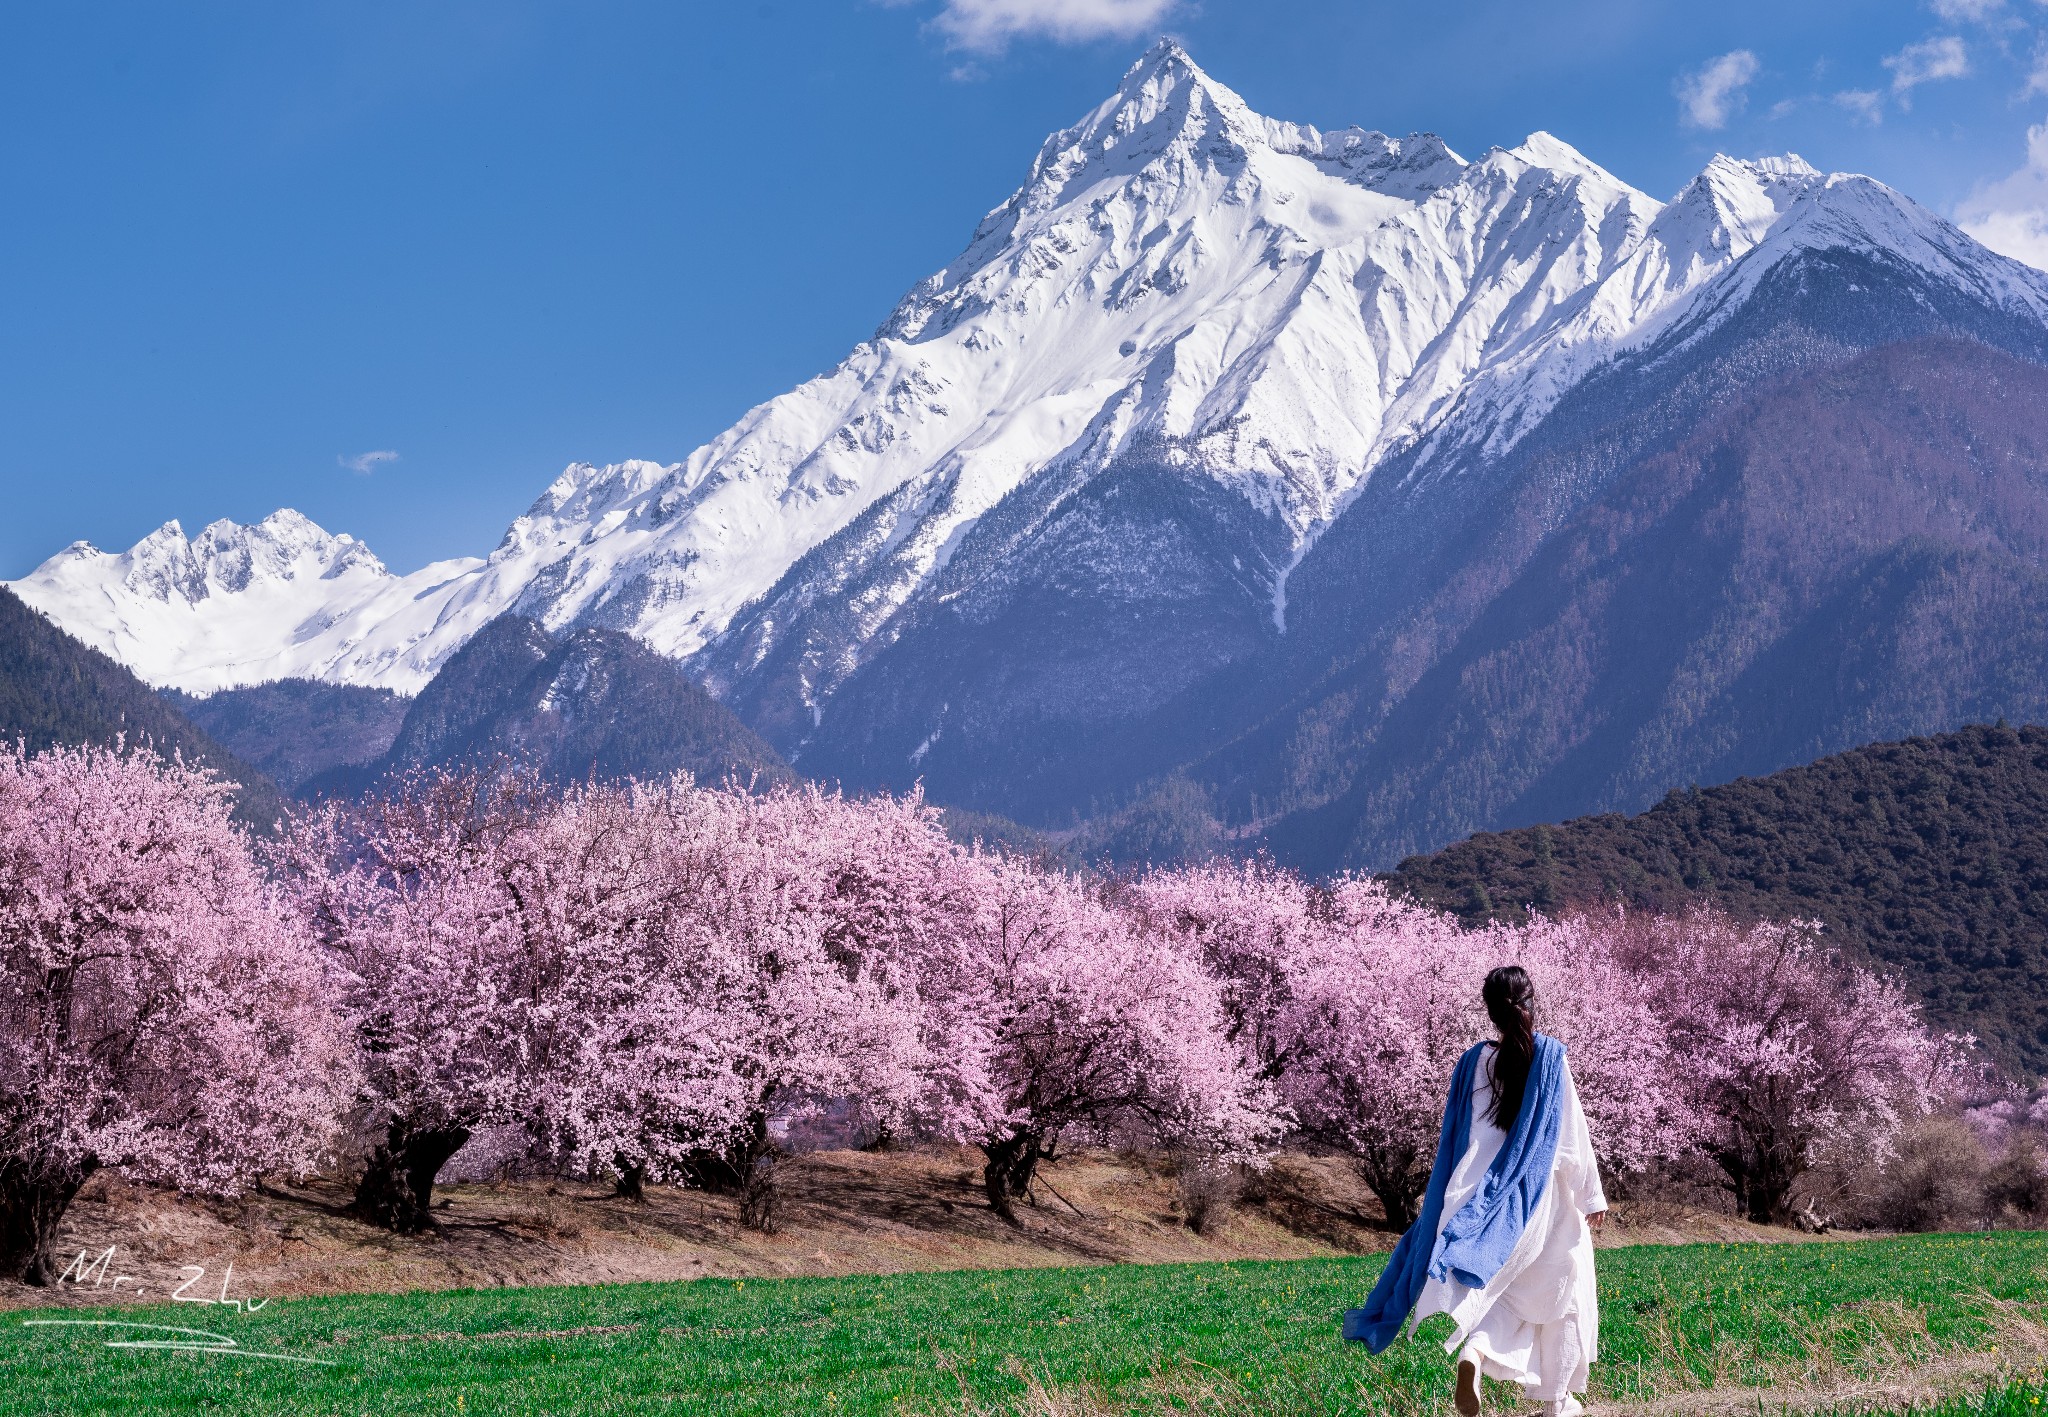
[340,450,400,476]
[1883,35,1971,98]
[2026,43,2048,98]
[1834,88,1886,124]
[926,0,1183,53]
[1958,117,2048,270]
[1675,50,1761,130]
[1929,0,2003,20]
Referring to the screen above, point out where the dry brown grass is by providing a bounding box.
[0,1146,1821,1312]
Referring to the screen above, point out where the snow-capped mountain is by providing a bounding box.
[13,38,2048,762]
[11,512,490,694]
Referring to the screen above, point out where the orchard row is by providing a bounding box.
[0,743,1959,1282]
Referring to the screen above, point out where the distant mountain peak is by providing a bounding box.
[1498,130,1623,185]
[1754,152,1819,179]
[7,507,488,693]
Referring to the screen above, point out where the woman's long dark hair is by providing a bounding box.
[1482,965,1537,1131]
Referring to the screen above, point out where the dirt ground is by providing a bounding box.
[0,1146,1819,1309]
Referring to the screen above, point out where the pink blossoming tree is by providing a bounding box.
[0,743,354,1282]
[1282,877,1493,1228]
[1483,912,1690,1175]
[285,770,552,1232]
[580,783,935,1228]
[1598,905,1960,1223]
[938,856,1284,1223]
[1130,865,1683,1228]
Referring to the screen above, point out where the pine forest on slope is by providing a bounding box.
[0,587,283,826]
[170,679,409,795]
[186,618,791,799]
[1384,724,2048,1072]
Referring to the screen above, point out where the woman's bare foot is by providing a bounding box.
[1455,1357,1482,1416]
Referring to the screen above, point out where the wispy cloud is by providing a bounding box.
[1676,50,1761,130]
[2026,42,2048,98]
[915,0,1184,54]
[1958,117,2048,270]
[1928,0,2003,21]
[1884,35,1971,99]
[1834,88,1886,125]
[339,450,400,476]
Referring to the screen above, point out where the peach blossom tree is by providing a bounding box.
[0,743,353,1282]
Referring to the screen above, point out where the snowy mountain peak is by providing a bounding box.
[1652,153,1823,264]
[13,44,2048,702]
[103,510,388,607]
[1081,38,1254,149]
[1498,131,1628,189]
[1755,153,1819,179]
[9,508,485,693]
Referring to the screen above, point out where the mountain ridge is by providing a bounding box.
[11,41,2048,867]
[353,616,790,793]
[18,42,2037,709]
[0,586,285,825]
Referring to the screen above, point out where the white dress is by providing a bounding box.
[1412,1044,1605,1413]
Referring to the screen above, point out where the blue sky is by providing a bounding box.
[6,0,2048,579]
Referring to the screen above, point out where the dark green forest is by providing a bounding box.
[171,678,410,793]
[1385,724,2048,1073]
[0,587,283,825]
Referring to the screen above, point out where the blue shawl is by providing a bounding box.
[1341,1032,1567,1351]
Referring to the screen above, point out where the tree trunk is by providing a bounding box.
[352,1119,472,1233]
[739,1151,781,1233]
[0,1158,96,1285]
[718,1113,782,1233]
[1371,1183,1419,1234]
[681,1148,744,1194]
[1007,1142,1042,1200]
[980,1133,1041,1226]
[613,1158,646,1202]
[1356,1147,1423,1232]
[1721,1133,1802,1226]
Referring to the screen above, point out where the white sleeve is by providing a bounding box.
[1560,1057,1608,1214]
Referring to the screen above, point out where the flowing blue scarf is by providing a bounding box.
[1341,1032,1567,1351]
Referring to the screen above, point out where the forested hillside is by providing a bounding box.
[374,616,792,790]
[0,587,283,823]
[1384,724,2048,1071]
[171,678,410,793]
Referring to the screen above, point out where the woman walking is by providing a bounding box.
[1342,966,1607,1416]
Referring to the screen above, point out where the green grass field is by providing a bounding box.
[1863,1385,2048,1416]
[5,1232,2046,1415]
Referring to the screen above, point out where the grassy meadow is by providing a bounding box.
[5,1232,2047,1415]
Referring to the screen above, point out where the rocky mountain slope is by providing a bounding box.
[354,617,788,792]
[177,618,789,797]
[1248,331,2048,869]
